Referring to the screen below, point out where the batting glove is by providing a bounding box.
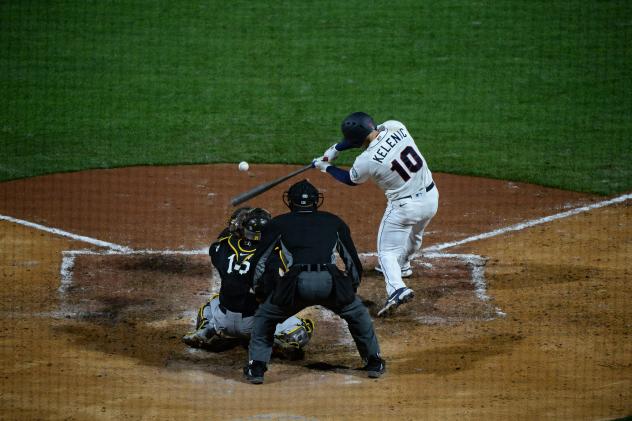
[323,143,340,162]
[312,157,331,173]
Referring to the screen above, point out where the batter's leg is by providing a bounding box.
[403,189,440,268]
[403,221,428,268]
[377,202,413,296]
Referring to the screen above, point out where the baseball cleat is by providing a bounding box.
[364,354,386,378]
[182,326,216,349]
[374,265,413,278]
[243,360,267,384]
[377,287,415,317]
[401,265,413,278]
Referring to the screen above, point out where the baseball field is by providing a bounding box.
[1,1,631,420]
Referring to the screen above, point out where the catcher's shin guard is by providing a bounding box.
[184,294,224,350]
[273,318,314,360]
[195,293,219,328]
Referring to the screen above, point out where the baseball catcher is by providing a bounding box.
[182,207,314,359]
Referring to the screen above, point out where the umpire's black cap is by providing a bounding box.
[283,179,323,211]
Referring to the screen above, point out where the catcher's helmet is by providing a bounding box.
[283,179,323,211]
[341,112,377,146]
[239,208,272,242]
[228,207,253,235]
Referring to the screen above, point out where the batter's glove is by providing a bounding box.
[323,143,340,162]
[312,157,331,173]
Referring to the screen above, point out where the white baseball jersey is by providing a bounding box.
[349,120,433,201]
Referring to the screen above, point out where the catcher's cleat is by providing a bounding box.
[182,324,217,349]
[377,287,415,317]
[243,360,267,384]
[364,354,386,378]
[274,347,305,361]
[374,264,413,278]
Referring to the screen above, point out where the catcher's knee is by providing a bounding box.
[273,318,314,360]
[195,293,219,328]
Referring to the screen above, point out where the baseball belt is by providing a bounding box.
[394,181,435,201]
[295,263,328,272]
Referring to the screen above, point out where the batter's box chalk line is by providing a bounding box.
[358,250,503,319]
[2,192,630,321]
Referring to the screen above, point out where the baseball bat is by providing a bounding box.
[230,164,313,206]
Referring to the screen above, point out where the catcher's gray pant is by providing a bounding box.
[249,271,380,363]
[204,297,304,339]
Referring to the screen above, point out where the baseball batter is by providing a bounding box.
[313,112,439,317]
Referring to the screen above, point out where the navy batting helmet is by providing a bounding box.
[283,179,324,211]
[341,112,377,146]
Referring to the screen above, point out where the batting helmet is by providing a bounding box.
[239,208,272,242]
[283,179,323,211]
[341,112,377,146]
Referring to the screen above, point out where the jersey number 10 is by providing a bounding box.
[390,146,423,181]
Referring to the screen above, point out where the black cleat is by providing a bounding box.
[243,360,267,384]
[364,355,386,378]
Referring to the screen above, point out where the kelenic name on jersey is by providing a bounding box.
[372,128,408,164]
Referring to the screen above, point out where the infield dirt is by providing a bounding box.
[1,164,630,420]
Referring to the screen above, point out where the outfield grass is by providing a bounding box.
[1,1,631,195]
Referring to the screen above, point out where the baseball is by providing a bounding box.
[238,161,249,172]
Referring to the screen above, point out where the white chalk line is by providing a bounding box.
[425,193,632,252]
[0,214,132,253]
[58,248,211,294]
[4,193,630,322]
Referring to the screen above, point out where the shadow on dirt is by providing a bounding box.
[54,253,506,382]
[388,332,524,376]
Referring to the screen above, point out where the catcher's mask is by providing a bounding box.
[228,207,253,235]
[341,111,376,146]
[283,179,323,211]
[239,208,272,241]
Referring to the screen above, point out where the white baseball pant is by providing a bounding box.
[377,186,439,297]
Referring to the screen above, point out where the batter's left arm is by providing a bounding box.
[312,159,358,186]
[322,140,357,162]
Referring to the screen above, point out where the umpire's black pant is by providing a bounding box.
[249,271,380,363]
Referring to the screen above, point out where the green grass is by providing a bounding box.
[1,0,631,195]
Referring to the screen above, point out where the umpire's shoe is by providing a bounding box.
[364,354,386,378]
[244,360,267,384]
[377,287,415,317]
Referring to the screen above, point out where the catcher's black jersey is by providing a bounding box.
[209,234,260,315]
